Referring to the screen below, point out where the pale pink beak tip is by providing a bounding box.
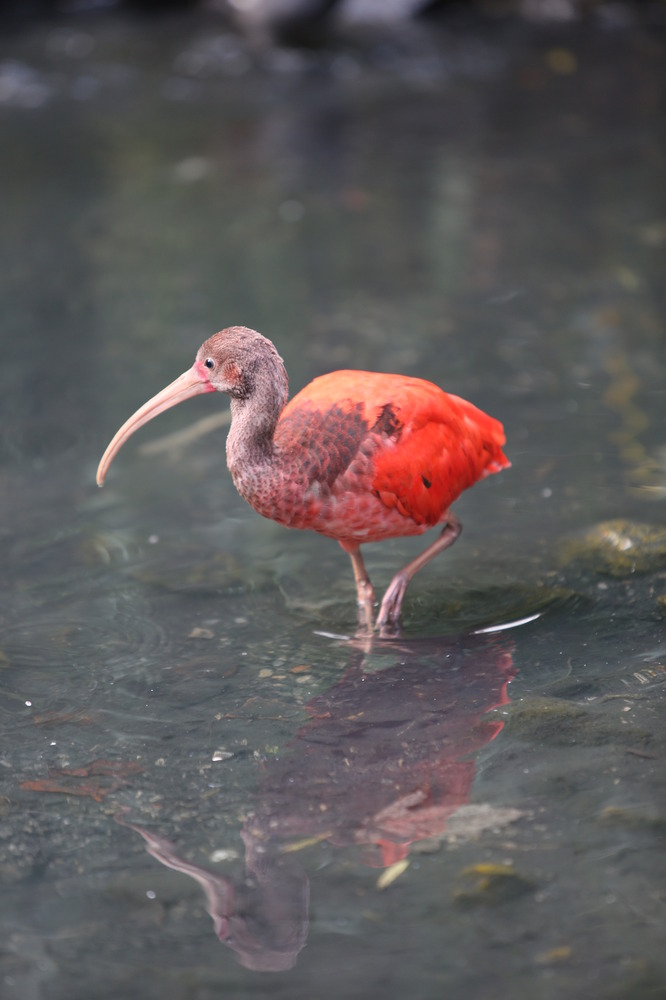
[96,364,212,487]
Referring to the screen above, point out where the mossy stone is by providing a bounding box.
[560,520,666,577]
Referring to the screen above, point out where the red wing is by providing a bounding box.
[284,371,509,527]
[370,388,509,526]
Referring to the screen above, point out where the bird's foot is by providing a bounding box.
[375,572,408,638]
[377,620,402,640]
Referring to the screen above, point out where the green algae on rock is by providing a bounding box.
[499,695,652,748]
[560,520,666,577]
[453,862,535,906]
[413,581,586,635]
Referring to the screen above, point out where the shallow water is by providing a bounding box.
[1,11,665,999]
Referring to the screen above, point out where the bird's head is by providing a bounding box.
[96,326,286,487]
[195,326,285,401]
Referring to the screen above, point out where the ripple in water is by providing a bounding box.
[1,591,169,683]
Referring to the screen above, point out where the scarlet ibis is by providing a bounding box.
[97,326,509,633]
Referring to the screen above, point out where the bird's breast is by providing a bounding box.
[229,438,432,545]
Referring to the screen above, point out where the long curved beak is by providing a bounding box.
[96,365,214,486]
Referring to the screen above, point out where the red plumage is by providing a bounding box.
[271,371,508,544]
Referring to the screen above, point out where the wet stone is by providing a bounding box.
[78,531,142,567]
[453,863,535,906]
[499,695,652,747]
[414,580,586,634]
[133,550,273,595]
[596,806,666,832]
[188,627,215,640]
[560,520,666,577]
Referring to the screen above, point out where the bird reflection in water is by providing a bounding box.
[120,634,514,971]
[116,814,309,973]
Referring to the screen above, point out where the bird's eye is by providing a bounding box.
[204,358,215,369]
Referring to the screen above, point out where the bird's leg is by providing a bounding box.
[376,512,462,636]
[342,543,376,634]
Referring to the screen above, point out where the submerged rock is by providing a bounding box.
[560,520,666,577]
[415,580,586,635]
[133,549,272,595]
[453,862,534,906]
[597,806,666,832]
[500,695,652,747]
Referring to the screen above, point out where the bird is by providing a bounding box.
[97,326,509,634]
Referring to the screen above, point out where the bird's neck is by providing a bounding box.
[225,359,288,484]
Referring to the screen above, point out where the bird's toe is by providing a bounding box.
[376,573,409,634]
